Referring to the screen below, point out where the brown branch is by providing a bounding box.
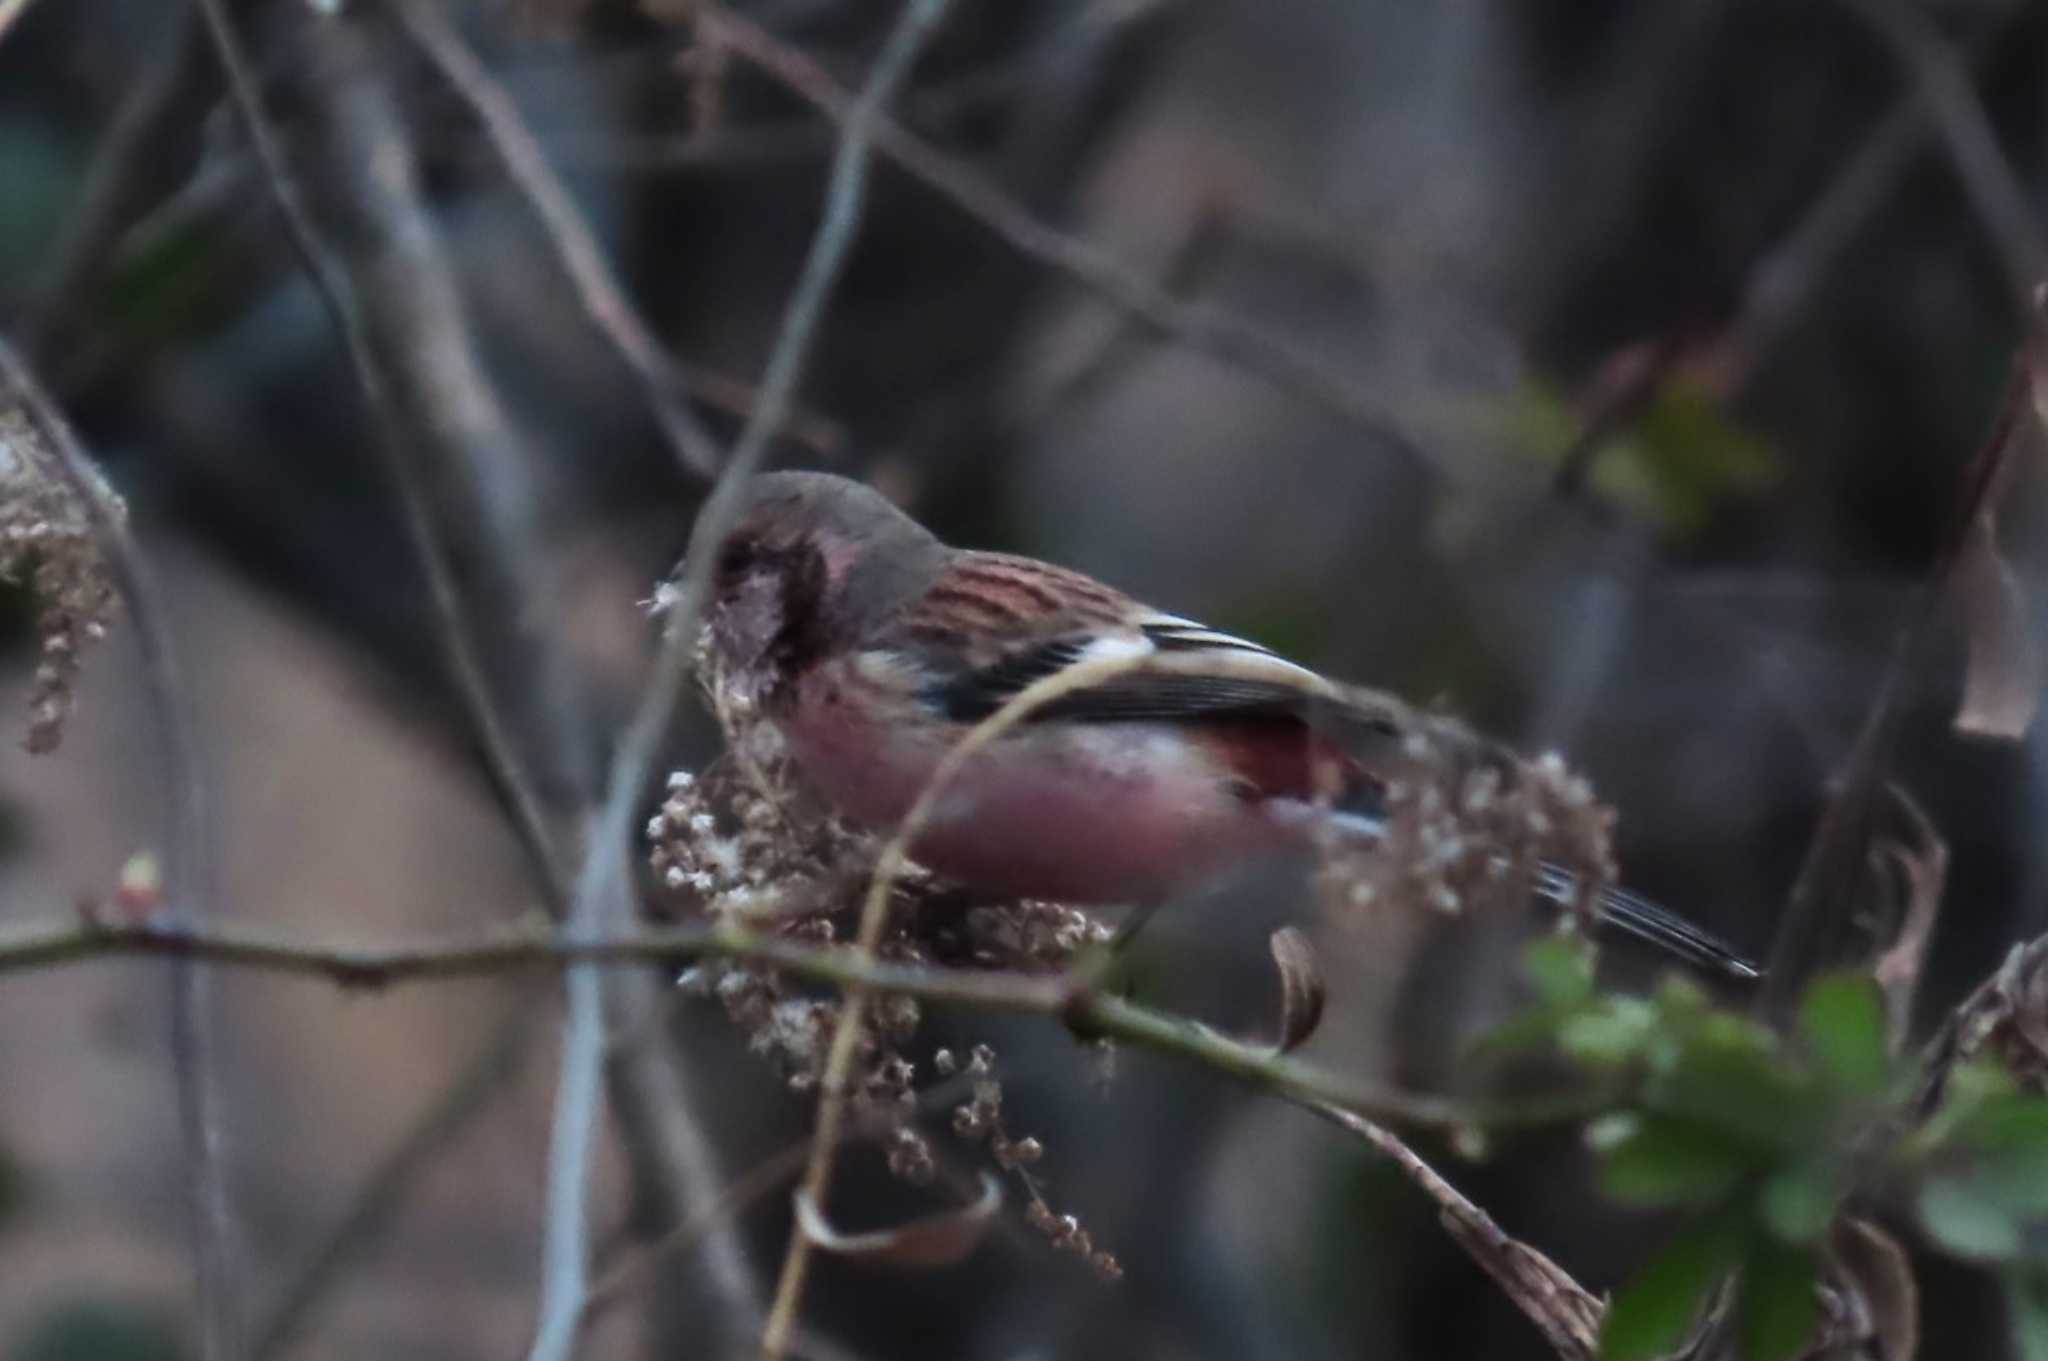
[12,3,218,364]
[1840,0,2048,317]
[1311,1103,1602,1361]
[1760,328,2040,1019]
[0,910,1471,1122]
[250,1015,535,1360]
[189,6,762,1350]
[0,340,238,1360]
[388,0,728,480]
[704,9,1438,475]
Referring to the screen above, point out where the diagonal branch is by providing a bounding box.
[388,0,728,480]
[1311,1103,1601,1361]
[704,9,1438,476]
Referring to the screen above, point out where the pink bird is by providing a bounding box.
[696,471,1756,979]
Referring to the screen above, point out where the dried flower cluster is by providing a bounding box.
[938,1043,1121,1281]
[1311,685,1617,931]
[0,406,120,754]
[654,626,1119,1271]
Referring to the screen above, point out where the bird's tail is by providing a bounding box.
[1533,863,1760,980]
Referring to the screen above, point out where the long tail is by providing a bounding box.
[1533,864,1760,980]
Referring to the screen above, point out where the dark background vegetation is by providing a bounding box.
[2,0,2046,1358]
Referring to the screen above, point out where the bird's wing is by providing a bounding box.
[932,618,1399,729]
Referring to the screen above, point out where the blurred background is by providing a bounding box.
[1,0,2045,1357]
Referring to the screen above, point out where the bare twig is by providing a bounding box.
[0,906,1481,1116]
[13,3,218,362]
[251,1015,535,1360]
[1722,0,2022,379]
[1760,334,2039,1018]
[705,9,1438,475]
[388,0,728,480]
[190,0,580,895]
[1840,0,2048,315]
[531,0,965,1346]
[582,1142,811,1329]
[191,7,760,1349]
[0,341,237,1357]
[1310,1102,1602,1361]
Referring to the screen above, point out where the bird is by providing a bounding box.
[692,470,1757,980]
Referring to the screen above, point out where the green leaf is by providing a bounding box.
[1599,1211,1746,1361]
[1919,1175,2024,1260]
[1599,1115,1752,1208]
[1954,1097,2048,1215]
[1524,936,1595,1007]
[1651,1033,1814,1153]
[1760,1164,1840,1244]
[1558,999,1658,1066]
[2007,1265,2048,1361]
[1798,972,1890,1095]
[1738,1234,1820,1361]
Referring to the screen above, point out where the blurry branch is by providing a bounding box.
[1311,1103,1601,1361]
[389,0,727,480]
[1761,326,2042,1018]
[1723,0,2022,378]
[1552,0,2023,502]
[13,4,217,362]
[0,909,1480,1120]
[1841,0,2048,316]
[703,10,1438,475]
[0,342,239,1358]
[190,4,757,1350]
[529,0,965,1344]
[191,0,582,891]
[582,1142,810,1331]
[251,1015,535,1361]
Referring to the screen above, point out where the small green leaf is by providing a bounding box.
[1652,1036,1813,1153]
[1599,1115,1752,1208]
[1524,936,1595,1007]
[1739,1234,1820,1361]
[1919,1175,2024,1260]
[1599,1210,1746,1361]
[1760,1165,1840,1244]
[1559,999,1658,1066]
[1798,973,1890,1094]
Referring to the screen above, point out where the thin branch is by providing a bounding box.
[1840,0,2048,316]
[1760,330,2040,1018]
[704,9,1439,475]
[0,908,1478,1116]
[13,2,218,363]
[0,341,237,1357]
[388,0,727,480]
[251,1015,535,1361]
[763,647,1175,1357]
[1310,1102,1602,1361]
[563,1,959,1351]
[191,8,760,1348]
[582,1143,811,1329]
[190,0,579,898]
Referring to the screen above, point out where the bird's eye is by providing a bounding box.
[718,539,759,576]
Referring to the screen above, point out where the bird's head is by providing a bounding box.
[697,471,944,678]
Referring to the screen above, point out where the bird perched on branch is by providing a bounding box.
[691,470,1757,979]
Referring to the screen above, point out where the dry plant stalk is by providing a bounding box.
[0,402,121,753]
